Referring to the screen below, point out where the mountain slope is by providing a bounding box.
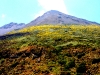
[0,10,99,36]
[0,22,25,36]
[27,10,99,26]
[0,25,100,75]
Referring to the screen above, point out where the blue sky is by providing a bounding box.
[0,0,100,27]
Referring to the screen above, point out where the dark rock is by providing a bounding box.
[32,54,38,59]
[92,58,100,64]
[10,54,18,58]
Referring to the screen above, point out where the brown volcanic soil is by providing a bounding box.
[0,45,100,75]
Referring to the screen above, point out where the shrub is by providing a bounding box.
[53,46,63,55]
[0,68,5,74]
[76,62,86,73]
[0,58,5,64]
[58,59,66,66]
[10,61,19,68]
[64,58,75,70]
[60,71,71,75]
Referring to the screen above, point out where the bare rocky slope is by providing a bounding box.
[27,10,100,26]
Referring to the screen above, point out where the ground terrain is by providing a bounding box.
[0,25,100,75]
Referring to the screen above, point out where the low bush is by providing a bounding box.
[76,62,86,73]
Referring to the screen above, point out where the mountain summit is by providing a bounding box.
[27,10,99,26]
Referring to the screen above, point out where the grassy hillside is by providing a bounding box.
[0,25,100,75]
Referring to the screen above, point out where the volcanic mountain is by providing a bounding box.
[27,10,99,26]
[0,22,25,36]
[0,10,100,36]
[0,10,100,75]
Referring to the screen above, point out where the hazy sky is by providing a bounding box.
[0,0,100,27]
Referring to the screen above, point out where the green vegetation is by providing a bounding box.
[0,25,100,75]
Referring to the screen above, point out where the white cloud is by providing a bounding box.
[34,10,45,19]
[32,0,68,19]
[1,14,6,19]
[37,0,68,14]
